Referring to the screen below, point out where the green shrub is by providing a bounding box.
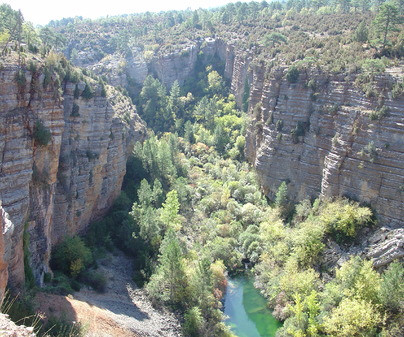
[85,218,113,251]
[392,82,403,99]
[73,84,80,99]
[286,66,299,83]
[100,82,107,97]
[81,83,94,100]
[15,69,26,87]
[80,270,107,293]
[359,141,378,163]
[71,103,80,116]
[318,199,373,241]
[361,58,386,74]
[379,261,404,313]
[33,120,51,146]
[183,307,204,337]
[369,105,389,120]
[51,236,93,278]
[323,298,381,337]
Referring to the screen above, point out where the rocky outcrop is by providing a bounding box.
[0,204,12,305]
[367,228,404,267]
[0,314,36,337]
[90,51,148,89]
[0,56,145,289]
[149,44,199,88]
[0,59,65,288]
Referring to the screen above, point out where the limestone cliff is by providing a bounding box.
[0,55,145,290]
[244,65,403,228]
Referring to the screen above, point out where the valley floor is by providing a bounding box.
[35,251,181,337]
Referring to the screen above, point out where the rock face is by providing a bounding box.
[52,82,145,243]
[90,51,148,89]
[0,204,12,305]
[0,314,36,337]
[0,57,145,289]
[244,66,404,228]
[0,60,65,288]
[367,228,404,267]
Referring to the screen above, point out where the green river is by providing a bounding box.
[224,276,282,337]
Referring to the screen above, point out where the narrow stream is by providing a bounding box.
[224,276,281,337]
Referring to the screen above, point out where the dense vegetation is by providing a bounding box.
[47,66,403,336]
[0,1,403,337]
[45,1,403,72]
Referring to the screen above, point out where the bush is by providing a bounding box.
[33,120,51,146]
[43,316,83,337]
[15,69,26,87]
[44,272,75,295]
[379,261,404,313]
[323,298,381,337]
[286,66,299,83]
[71,103,80,116]
[51,236,93,278]
[85,218,114,253]
[80,270,107,293]
[275,181,288,208]
[369,105,389,120]
[318,199,373,241]
[183,307,204,337]
[81,83,94,100]
[73,84,80,99]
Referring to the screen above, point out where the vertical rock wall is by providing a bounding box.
[0,58,145,289]
[245,66,404,227]
[52,82,145,243]
[0,62,65,288]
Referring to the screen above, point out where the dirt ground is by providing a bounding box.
[35,251,181,337]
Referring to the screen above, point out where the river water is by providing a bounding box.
[224,276,281,337]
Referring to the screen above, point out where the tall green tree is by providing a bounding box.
[373,1,401,49]
[160,190,182,231]
[147,228,188,305]
[379,261,404,312]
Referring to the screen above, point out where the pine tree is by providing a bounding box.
[160,190,182,231]
[373,1,401,49]
[147,229,188,305]
[354,21,369,42]
[275,181,288,209]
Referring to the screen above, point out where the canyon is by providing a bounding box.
[86,36,403,225]
[0,35,402,328]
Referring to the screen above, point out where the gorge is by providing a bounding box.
[0,1,403,337]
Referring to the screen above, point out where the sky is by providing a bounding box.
[3,0,253,26]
